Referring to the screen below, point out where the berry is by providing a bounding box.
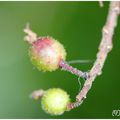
[41,88,70,115]
[29,37,66,72]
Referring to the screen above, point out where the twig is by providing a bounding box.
[67,1,120,110]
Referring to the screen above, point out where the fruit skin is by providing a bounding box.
[41,88,70,115]
[29,36,66,72]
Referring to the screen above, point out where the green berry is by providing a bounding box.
[29,36,66,72]
[41,88,70,115]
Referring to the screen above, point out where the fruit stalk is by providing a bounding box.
[59,59,89,80]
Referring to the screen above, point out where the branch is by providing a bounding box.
[67,1,120,110]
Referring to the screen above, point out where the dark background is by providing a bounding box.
[0,1,120,118]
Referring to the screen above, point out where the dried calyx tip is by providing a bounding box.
[24,23,37,44]
[30,89,45,100]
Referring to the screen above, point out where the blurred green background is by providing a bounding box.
[0,1,120,119]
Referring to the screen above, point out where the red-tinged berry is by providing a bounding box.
[29,37,66,71]
[24,25,67,72]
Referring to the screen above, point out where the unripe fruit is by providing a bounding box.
[29,37,66,72]
[41,88,70,115]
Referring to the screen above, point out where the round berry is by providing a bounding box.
[29,37,66,72]
[41,88,70,115]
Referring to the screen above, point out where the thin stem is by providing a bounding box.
[77,77,82,92]
[67,59,93,64]
[67,1,120,110]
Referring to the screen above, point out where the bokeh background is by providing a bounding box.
[0,1,120,119]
